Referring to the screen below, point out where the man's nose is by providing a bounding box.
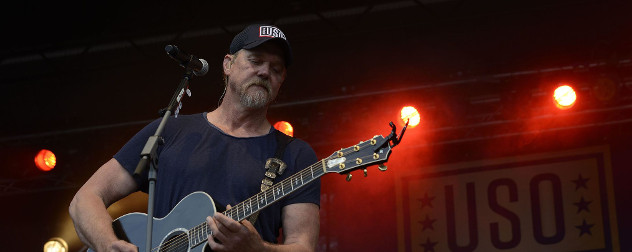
[256,63,271,79]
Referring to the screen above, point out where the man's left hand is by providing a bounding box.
[206,206,266,251]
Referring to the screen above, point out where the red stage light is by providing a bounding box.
[553,84,577,110]
[273,121,294,137]
[400,106,420,128]
[35,149,56,171]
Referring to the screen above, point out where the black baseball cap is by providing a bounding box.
[229,24,293,66]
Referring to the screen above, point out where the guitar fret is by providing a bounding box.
[266,190,273,205]
[189,228,194,248]
[198,227,201,244]
[250,196,254,213]
[194,226,199,245]
[254,196,258,213]
[191,228,195,246]
[244,199,250,216]
[190,225,197,247]
[287,178,295,195]
[271,185,276,200]
[275,184,281,199]
[196,226,201,245]
[243,202,248,218]
[249,195,253,214]
[241,204,246,219]
[197,225,203,245]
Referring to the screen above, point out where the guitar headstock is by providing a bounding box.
[323,135,392,174]
[322,121,408,175]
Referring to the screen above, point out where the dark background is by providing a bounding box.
[1,0,631,251]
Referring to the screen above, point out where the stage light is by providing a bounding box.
[35,149,56,171]
[553,84,577,110]
[400,106,420,128]
[43,237,68,252]
[274,121,294,137]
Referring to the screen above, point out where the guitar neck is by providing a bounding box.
[226,160,326,221]
[187,159,326,248]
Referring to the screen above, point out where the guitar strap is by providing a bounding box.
[247,130,294,224]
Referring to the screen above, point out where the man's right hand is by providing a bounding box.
[106,240,138,252]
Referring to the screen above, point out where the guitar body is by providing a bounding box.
[88,192,216,252]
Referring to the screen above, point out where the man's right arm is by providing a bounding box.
[69,158,139,252]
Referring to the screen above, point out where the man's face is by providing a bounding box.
[224,41,287,109]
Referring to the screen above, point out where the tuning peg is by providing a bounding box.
[363,169,368,177]
[378,164,387,171]
[346,173,352,182]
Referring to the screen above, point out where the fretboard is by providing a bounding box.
[186,159,326,248]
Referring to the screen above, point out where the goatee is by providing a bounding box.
[241,79,272,109]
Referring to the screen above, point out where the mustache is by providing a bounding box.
[247,78,272,93]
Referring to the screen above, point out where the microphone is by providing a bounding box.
[164,45,209,76]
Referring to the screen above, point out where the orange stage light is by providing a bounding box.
[43,237,68,252]
[400,106,420,128]
[553,84,577,110]
[273,121,294,137]
[35,149,56,171]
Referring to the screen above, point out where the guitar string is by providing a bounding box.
[149,162,325,252]
[148,139,383,251]
[149,140,383,252]
[150,145,381,252]
[150,161,327,252]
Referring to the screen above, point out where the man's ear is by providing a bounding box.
[223,54,233,75]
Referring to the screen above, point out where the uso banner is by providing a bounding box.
[395,146,619,252]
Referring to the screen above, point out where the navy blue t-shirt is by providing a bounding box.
[113,113,320,242]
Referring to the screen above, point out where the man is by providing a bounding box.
[69,24,320,252]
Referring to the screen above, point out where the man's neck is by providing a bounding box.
[207,101,271,138]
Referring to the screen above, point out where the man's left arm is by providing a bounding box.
[275,202,320,251]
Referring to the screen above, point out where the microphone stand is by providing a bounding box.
[133,68,194,252]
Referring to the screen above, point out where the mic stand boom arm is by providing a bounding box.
[133,68,194,252]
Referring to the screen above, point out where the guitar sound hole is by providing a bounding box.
[159,230,189,252]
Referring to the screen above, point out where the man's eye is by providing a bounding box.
[250,59,262,65]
